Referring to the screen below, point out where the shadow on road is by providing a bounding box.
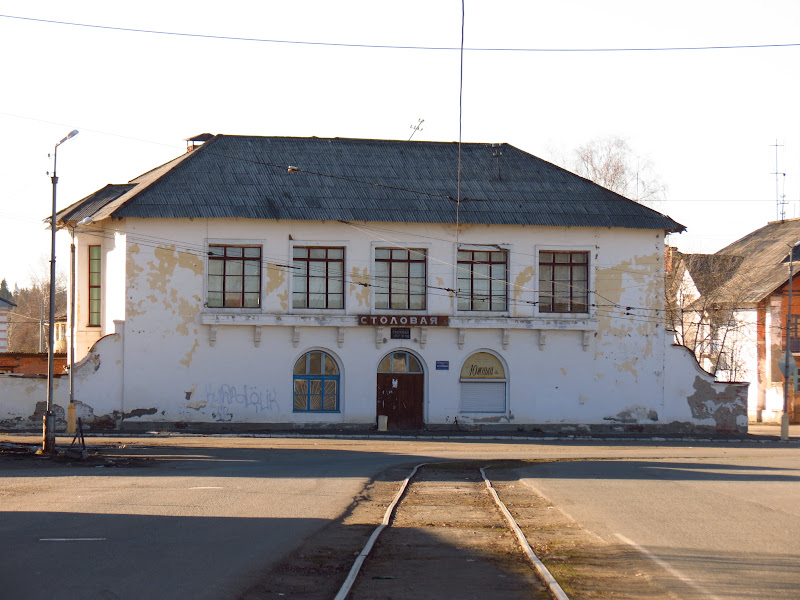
[489,458,800,483]
[0,511,328,600]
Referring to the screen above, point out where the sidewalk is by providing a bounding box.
[2,422,800,444]
[747,423,800,440]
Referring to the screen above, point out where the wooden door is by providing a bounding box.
[376,372,424,430]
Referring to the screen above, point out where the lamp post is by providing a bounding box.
[43,129,78,455]
[782,241,800,442]
[66,215,93,434]
[66,224,77,434]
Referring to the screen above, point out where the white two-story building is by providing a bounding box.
[41,134,746,433]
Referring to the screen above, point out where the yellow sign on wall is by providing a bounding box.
[460,352,505,379]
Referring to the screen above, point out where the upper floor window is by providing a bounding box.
[375,248,426,310]
[539,251,589,313]
[292,247,344,309]
[88,245,101,326]
[207,245,261,308]
[457,249,507,311]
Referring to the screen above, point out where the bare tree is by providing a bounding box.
[567,136,667,205]
[665,251,749,381]
[6,264,67,353]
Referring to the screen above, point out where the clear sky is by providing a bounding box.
[1,1,799,289]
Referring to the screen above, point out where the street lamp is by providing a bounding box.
[782,240,800,442]
[42,129,78,455]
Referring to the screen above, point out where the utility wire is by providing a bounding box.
[455,0,465,248]
[61,222,731,317]
[2,14,799,53]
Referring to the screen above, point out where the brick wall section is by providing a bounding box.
[0,353,67,375]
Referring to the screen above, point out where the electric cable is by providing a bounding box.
[2,14,798,53]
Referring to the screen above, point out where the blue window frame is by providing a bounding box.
[293,351,340,412]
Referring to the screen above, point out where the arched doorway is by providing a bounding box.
[376,350,425,429]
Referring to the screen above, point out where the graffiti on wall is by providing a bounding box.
[206,384,279,422]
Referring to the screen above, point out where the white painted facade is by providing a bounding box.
[15,215,743,434]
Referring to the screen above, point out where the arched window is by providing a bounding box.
[293,351,340,412]
[460,352,506,413]
[378,351,423,373]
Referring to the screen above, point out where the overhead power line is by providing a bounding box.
[2,14,799,53]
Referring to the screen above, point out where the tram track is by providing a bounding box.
[240,460,676,600]
[337,463,564,600]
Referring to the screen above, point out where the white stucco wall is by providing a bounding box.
[0,375,69,428]
[16,216,744,433]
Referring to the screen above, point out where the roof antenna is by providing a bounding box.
[492,143,503,180]
[772,139,787,220]
[408,118,424,141]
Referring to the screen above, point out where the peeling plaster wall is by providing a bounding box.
[664,343,748,433]
[20,218,746,432]
[0,332,125,431]
[71,333,124,428]
[0,375,69,429]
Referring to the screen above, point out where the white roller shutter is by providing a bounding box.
[460,382,506,413]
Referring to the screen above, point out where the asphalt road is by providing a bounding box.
[2,436,799,599]
[517,450,800,599]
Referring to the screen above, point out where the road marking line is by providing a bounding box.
[40,538,106,542]
[614,533,722,600]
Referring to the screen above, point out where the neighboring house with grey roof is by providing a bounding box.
[5,134,749,434]
[667,218,800,423]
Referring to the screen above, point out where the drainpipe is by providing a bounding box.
[66,226,77,434]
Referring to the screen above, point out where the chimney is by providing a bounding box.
[185,133,215,153]
[664,245,676,272]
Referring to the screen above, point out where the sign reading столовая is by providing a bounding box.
[357,315,449,326]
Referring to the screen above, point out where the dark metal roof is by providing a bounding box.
[57,184,136,225]
[65,135,685,232]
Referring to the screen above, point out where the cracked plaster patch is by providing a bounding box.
[350,267,370,307]
[687,376,747,433]
[604,405,658,423]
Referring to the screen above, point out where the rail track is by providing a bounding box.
[334,463,569,600]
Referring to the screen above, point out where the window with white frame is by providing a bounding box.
[292,247,345,309]
[538,251,589,313]
[207,244,261,308]
[374,248,426,310]
[457,249,507,311]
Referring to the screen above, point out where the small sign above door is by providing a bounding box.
[391,328,411,339]
[436,361,450,370]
